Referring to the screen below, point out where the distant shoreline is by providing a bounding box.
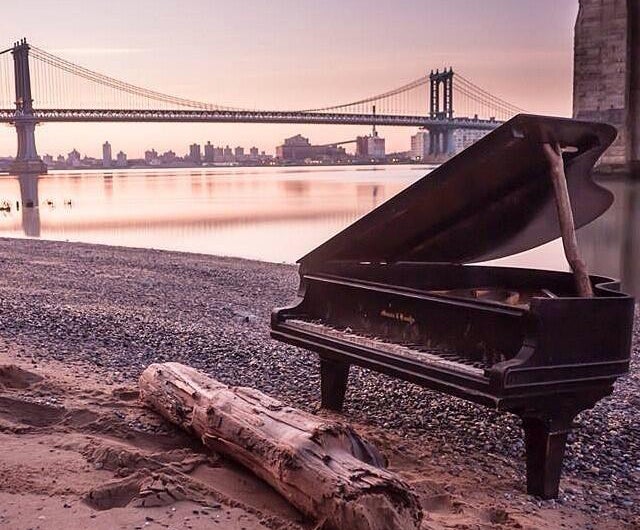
[0,160,437,175]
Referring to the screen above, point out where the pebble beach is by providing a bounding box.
[0,238,637,529]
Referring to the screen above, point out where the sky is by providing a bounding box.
[0,0,579,158]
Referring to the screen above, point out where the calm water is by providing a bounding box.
[0,166,637,296]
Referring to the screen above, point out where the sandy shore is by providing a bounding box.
[0,238,637,529]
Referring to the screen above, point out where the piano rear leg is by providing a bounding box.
[320,356,350,412]
[521,411,575,500]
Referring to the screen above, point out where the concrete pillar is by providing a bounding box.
[573,0,640,175]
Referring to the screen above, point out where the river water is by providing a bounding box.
[0,166,637,296]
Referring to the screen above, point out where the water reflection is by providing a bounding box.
[578,180,640,297]
[0,167,415,264]
[0,167,637,297]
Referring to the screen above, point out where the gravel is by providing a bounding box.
[0,238,637,522]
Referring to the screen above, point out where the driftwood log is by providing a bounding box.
[139,362,422,530]
[543,142,593,297]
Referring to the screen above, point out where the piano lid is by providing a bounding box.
[298,114,617,269]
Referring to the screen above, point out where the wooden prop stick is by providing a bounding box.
[139,362,422,530]
[542,142,594,297]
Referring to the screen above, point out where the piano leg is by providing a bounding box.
[521,412,574,500]
[320,357,350,412]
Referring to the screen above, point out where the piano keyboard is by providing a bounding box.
[286,318,491,378]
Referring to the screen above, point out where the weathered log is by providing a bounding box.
[139,362,422,530]
[543,142,593,297]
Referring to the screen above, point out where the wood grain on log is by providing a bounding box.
[139,362,422,530]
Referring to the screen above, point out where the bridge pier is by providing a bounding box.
[10,39,46,175]
[573,0,640,176]
[427,127,456,161]
[11,118,46,174]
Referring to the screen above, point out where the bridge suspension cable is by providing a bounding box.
[29,46,243,111]
[0,42,526,122]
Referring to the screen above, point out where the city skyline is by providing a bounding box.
[0,1,578,156]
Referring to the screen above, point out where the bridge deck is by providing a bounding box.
[0,109,502,128]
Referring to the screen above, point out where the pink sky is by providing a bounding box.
[0,1,579,158]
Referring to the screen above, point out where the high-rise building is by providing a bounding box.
[223,145,233,162]
[189,143,202,164]
[68,149,82,167]
[234,146,244,161]
[249,146,259,159]
[213,147,224,162]
[102,141,112,168]
[204,141,215,163]
[144,148,158,164]
[116,151,127,167]
[410,131,430,161]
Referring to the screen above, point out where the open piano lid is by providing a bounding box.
[298,114,617,271]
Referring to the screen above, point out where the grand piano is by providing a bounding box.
[270,114,635,499]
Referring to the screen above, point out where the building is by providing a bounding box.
[42,154,54,166]
[276,134,347,163]
[102,141,112,168]
[356,132,385,160]
[160,150,176,164]
[67,149,82,167]
[144,148,158,164]
[213,147,224,162]
[410,131,430,161]
[451,128,489,153]
[116,151,127,167]
[573,0,640,174]
[204,141,215,163]
[356,136,369,159]
[367,133,385,160]
[249,146,259,159]
[188,143,202,164]
[234,146,244,161]
[223,145,233,162]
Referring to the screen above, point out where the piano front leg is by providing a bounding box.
[517,387,612,499]
[320,356,351,412]
[521,410,575,499]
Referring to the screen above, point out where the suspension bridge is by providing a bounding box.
[0,38,525,173]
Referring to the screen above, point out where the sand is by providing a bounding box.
[0,344,634,529]
[0,238,637,529]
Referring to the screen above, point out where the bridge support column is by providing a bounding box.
[10,39,46,175]
[11,118,46,174]
[443,128,455,155]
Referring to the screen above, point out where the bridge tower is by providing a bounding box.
[429,68,454,120]
[573,0,640,176]
[428,68,455,158]
[10,39,47,174]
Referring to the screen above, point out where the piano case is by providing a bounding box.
[270,114,635,499]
